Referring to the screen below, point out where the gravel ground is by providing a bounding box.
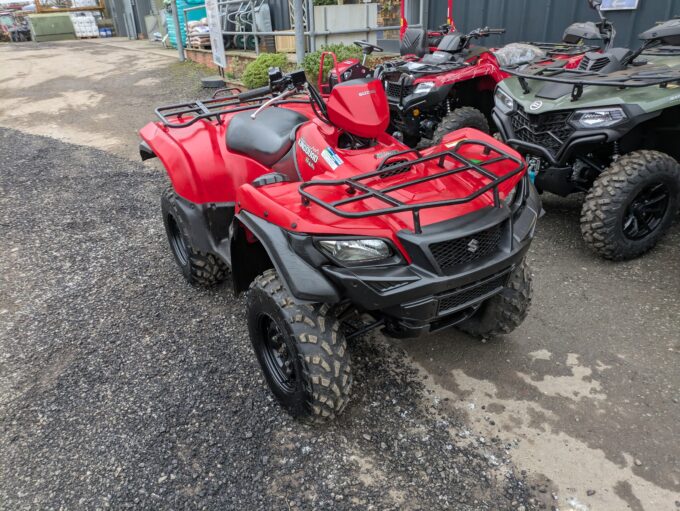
[0,127,538,510]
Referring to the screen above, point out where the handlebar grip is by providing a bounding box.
[486,28,506,34]
[238,85,271,101]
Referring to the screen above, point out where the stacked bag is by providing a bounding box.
[166,0,206,49]
[70,12,99,38]
[186,18,210,48]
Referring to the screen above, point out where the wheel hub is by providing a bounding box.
[622,182,670,241]
[260,315,296,392]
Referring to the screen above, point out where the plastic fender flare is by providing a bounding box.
[139,123,206,203]
[234,211,341,304]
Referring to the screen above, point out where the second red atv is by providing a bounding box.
[139,68,539,423]
[381,12,615,148]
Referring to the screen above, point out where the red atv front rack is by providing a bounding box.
[298,139,525,234]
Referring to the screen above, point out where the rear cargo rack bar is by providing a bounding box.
[298,139,524,234]
[503,65,680,100]
[154,95,309,129]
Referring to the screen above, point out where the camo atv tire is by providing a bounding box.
[432,106,490,145]
[247,269,352,423]
[161,186,228,286]
[580,150,680,261]
[457,259,532,338]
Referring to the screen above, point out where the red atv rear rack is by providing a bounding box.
[154,94,309,129]
[299,139,525,234]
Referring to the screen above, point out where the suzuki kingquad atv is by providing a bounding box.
[139,68,539,423]
[380,17,614,149]
[494,12,680,260]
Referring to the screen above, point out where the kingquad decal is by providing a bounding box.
[321,147,344,170]
[298,137,320,168]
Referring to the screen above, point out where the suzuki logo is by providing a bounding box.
[467,239,480,253]
[529,100,543,111]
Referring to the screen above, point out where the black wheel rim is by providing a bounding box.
[622,182,671,241]
[167,215,189,266]
[258,314,297,393]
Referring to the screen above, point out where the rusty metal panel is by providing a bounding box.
[428,0,680,49]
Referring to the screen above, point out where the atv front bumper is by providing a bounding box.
[319,183,539,337]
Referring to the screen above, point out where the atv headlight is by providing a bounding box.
[571,108,627,128]
[317,238,393,263]
[414,81,436,95]
[494,87,515,113]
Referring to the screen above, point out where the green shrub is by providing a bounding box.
[302,43,363,84]
[242,53,290,89]
[313,0,336,5]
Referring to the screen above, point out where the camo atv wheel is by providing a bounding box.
[580,150,680,261]
[161,186,228,286]
[457,260,532,338]
[247,269,352,423]
[432,106,490,145]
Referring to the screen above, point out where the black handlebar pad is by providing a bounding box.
[484,28,506,34]
[238,85,271,101]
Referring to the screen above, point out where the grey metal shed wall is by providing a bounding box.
[428,0,680,50]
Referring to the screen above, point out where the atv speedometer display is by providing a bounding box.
[317,239,393,263]
[571,107,627,128]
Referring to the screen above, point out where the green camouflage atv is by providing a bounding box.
[494,8,680,260]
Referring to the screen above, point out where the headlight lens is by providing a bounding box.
[317,239,393,263]
[503,181,520,207]
[414,81,436,95]
[571,108,627,128]
[494,87,515,112]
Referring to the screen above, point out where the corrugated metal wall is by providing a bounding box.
[428,0,680,49]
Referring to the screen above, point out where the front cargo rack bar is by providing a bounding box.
[503,65,680,100]
[527,42,601,57]
[154,94,309,129]
[298,139,525,234]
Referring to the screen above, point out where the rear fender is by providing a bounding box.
[139,121,237,204]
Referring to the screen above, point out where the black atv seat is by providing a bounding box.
[226,107,309,168]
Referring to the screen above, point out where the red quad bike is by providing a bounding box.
[384,14,615,148]
[139,68,540,423]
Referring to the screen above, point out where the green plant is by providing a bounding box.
[302,43,364,84]
[242,53,290,89]
[313,0,336,5]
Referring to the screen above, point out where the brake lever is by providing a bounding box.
[251,88,297,119]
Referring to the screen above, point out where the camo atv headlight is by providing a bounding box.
[414,81,436,95]
[317,238,393,263]
[494,87,515,113]
[571,108,627,128]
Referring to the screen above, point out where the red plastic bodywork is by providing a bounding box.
[140,82,525,260]
[326,79,390,139]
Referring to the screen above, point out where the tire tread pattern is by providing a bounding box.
[580,150,680,261]
[250,269,352,424]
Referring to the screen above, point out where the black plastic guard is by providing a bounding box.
[235,211,341,303]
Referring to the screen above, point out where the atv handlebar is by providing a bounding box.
[238,85,271,102]
[471,27,506,38]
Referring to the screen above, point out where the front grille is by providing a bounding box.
[429,224,503,273]
[437,270,510,316]
[510,106,574,156]
[385,81,413,98]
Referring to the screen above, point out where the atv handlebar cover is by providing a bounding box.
[299,139,525,234]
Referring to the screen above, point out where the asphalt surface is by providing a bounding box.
[0,128,535,510]
[1,39,679,510]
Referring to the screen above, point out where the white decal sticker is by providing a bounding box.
[321,147,344,170]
